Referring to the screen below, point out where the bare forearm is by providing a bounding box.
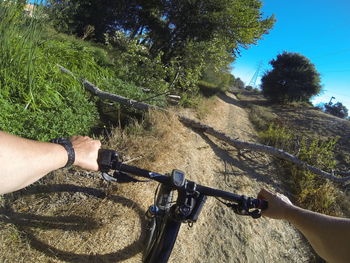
[0,131,68,194]
[285,205,350,263]
[258,189,350,263]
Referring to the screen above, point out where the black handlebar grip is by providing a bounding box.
[252,199,268,210]
[257,199,268,210]
[97,149,118,172]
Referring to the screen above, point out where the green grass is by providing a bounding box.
[0,1,167,141]
[1,1,230,141]
[197,80,225,97]
[248,104,276,131]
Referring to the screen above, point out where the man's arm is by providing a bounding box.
[258,188,350,263]
[0,131,101,194]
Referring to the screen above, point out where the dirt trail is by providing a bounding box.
[161,92,313,262]
[0,92,315,263]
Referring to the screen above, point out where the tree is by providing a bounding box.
[48,0,274,93]
[48,0,275,60]
[261,52,322,103]
[324,101,348,118]
[47,0,125,40]
[235,78,245,89]
[146,0,275,62]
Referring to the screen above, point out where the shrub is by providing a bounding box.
[257,122,340,215]
[253,88,260,93]
[197,80,222,97]
[258,124,293,150]
[106,32,169,97]
[324,102,348,119]
[288,138,339,215]
[248,105,276,131]
[201,66,235,90]
[235,78,245,89]
[261,52,321,103]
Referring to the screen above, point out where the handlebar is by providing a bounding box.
[97,149,268,218]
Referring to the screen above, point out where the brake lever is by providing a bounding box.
[102,172,118,182]
[228,203,262,219]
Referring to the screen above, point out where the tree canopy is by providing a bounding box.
[48,0,274,62]
[46,0,274,95]
[48,0,274,51]
[261,52,322,103]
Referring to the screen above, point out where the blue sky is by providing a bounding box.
[231,0,350,109]
[29,0,46,4]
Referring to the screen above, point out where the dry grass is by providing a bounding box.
[195,97,219,120]
[0,111,184,263]
[248,104,277,131]
[239,89,350,217]
[104,110,182,169]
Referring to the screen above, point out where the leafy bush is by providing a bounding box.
[324,102,348,118]
[197,81,223,97]
[201,66,235,89]
[248,105,276,131]
[235,78,245,89]
[257,122,340,215]
[106,31,170,97]
[288,138,339,215]
[258,124,293,150]
[261,52,322,103]
[253,88,260,93]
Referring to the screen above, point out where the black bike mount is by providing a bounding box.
[172,181,207,223]
[189,194,207,222]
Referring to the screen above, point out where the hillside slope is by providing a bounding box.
[0,92,316,262]
[232,89,350,168]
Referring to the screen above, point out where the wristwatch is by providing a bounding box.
[50,138,75,168]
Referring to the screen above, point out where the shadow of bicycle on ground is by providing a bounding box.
[0,184,146,263]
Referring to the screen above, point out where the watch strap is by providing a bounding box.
[50,138,75,168]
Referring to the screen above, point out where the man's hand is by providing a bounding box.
[70,136,101,171]
[257,188,350,263]
[257,188,294,220]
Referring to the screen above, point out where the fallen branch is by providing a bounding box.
[337,171,350,177]
[178,118,350,183]
[57,64,163,112]
[58,65,350,184]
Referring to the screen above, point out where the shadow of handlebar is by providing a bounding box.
[0,184,146,263]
